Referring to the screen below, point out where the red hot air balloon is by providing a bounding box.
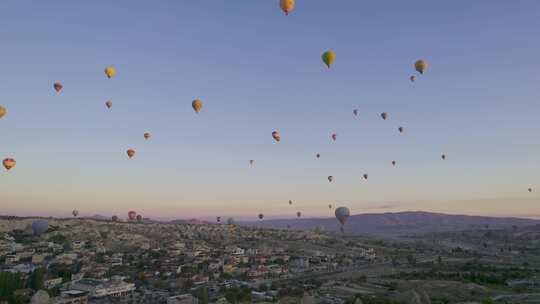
[144,133,151,140]
[272,131,281,142]
[128,211,137,220]
[381,112,388,120]
[3,158,16,171]
[53,82,63,93]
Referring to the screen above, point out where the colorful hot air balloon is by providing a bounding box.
[316,153,320,159]
[331,133,337,141]
[128,211,137,220]
[441,154,446,160]
[415,60,428,74]
[53,82,63,93]
[381,112,388,120]
[127,149,135,159]
[144,133,151,140]
[0,106,6,119]
[335,206,350,226]
[353,109,358,116]
[258,213,264,220]
[136,214,142,222]
[272,131,281,142]
[192,99,203,113]
[279,0,295,15]
[398,127,404,133]
[391,160,396,166]
[528,187,533,193]
[3,158,16,171]
[410,75,416,82]
[289,200,293,205]
[363,174,368,180]
[249,160,255,166]
[216,216,221,223]
[72,210,79,217]
[328,176,334,183]
[104,66,116,79]
[112,215,118,222]
[106,100,112,109]
[322,51,336,68]
[296,211,301,218]
[32,220,49,235]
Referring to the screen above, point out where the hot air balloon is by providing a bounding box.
[272,131,281,142]
[104,66,116,79]
[316,153,320,159]
[136,214,142,222]
[32,220,49,235]
[279,0,295,15]
[415,60,428,74]
[391,160,396,166]
[410,75,416,82]
[335,206,350,226]
[528,188,533,193]
[0,106,6,119]
[144,133,151,140]
[363,174,368,180]
[249,160,255,166]
[328,204,333,210]
[128,211,137,221]
[381,112,388,120]
[72,210,79,217]
[331,133,337,141]
[296,211,301,218]
[441,154,446,160]
[3,158,16,171]
[53,82,63,93]
[258,213,264,220]
[322,51,335,68]
[112,215,118,222]
[216,216,221,223]
[192,99,203,113]
[105,100,112,109]
[328,176,334,183]
[127,149,135,159]
[398,127,404,133]
[227,217,235,225]
[289,200,293,205]
[353,109,358,116]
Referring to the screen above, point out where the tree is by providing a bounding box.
[192,286,209,304]
[27,268,45,291]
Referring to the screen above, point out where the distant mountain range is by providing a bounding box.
[242,211,540,236]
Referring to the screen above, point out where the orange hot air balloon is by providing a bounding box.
[391,160,396,166]
[144,133,151,140]
[398,127,404,133]
[331,133,337,141]
[127,149,135,159]
[0,106,6,119]
[192,99,203,113]
[258,213,264,220]
[441,154,446,160]
[328,176,334,183]
[410,75,416,82]
[272,131,281,142]
[53,82,63,93]
[3,158,16,171]
[363,174,368,180]
[106,100,112,109]
[381,112,388,120]
[280,0,295,15]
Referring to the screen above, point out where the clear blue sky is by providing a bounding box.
[1,1,539,220]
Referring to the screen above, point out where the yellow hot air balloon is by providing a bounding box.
[104,66,116,79]
[0,106,6,119]
[192,99,203,113]
[280,0,295,16]
[415,60,428,74]
[322,51,335,68]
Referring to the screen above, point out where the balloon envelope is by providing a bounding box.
[415,60,428,74]
[335,207,350,226]
[127,149,135,159]
[272,131,281,142]
[280,0,295,15]
[0,106,6,119]
[144,133,151,140]
[104,66,116,78]
[192,99,203,113]
[53,82,63,93]
[258,213,264,220]
[381,112,388,120]
[128,211,137,220]
[328,176,333,182]
[322,50,336,68]
[3,158,16,171]
[106,100,112,109]
[72,210,79,217]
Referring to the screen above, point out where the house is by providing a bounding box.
[44,277,63,289]
[53,290,89,304]
[167,294,199,304]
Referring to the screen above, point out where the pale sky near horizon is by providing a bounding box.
[1,1,539,220]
